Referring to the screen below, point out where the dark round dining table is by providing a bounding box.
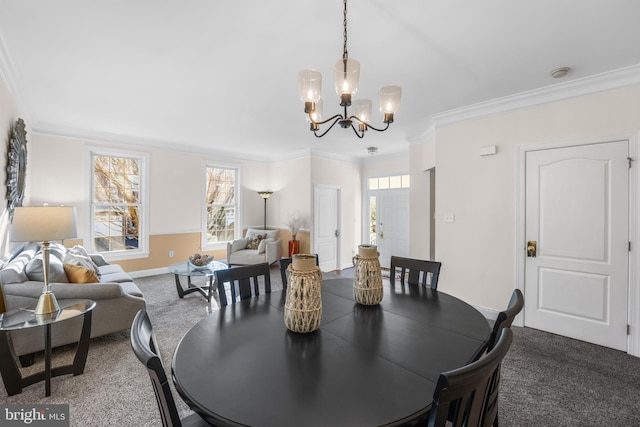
[172,277,491,427]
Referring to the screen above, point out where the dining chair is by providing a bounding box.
[214,262,271,307]
[130,309,209,427]
[390,256,442,289]
[278,255,319,289]
[427,328,513,427]
[487,289,524,352]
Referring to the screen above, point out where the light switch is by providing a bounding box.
[444,214,455,223]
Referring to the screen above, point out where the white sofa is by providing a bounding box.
[227,228,282,265]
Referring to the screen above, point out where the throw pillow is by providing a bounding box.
[246,233,266,250]
[231,238,248,252]
[64,264,100,283]
[25,250,70,283]
[48,241,68,262]
[64,246,101,280]
[258,238,274,254]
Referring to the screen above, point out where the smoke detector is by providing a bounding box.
[551,67,571,79]
[367,146,378,155]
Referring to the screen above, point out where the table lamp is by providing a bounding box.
[10,206,78,315]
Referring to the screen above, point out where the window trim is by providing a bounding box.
[201,162,242,251]
[85,147,150,261]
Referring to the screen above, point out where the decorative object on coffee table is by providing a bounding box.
[188,253,213,270]
[10,205,78,315]
[353,244,383,305]
[284,254,322,333]
[6,118,28,222]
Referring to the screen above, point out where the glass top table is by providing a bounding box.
[0,299,96,397]
[168,260,228,302]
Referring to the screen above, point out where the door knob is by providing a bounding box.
[527,241,537,257]
[379,231,384,238]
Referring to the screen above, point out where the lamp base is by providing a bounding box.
[34,291,60,315]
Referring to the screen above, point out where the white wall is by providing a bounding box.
[430,84,640,312]
[0,70,26,253]
[268,156,312,231]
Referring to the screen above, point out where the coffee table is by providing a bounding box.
[169,260,228,302]
[0,299,96,397]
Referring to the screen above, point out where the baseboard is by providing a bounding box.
[129,267,169,278]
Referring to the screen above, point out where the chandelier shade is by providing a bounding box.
[298,0,401,139]
[298,69,322,103]
[333,58,360,99]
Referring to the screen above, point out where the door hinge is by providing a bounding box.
[629,241,632,252]
[628,324,631,335]
[628,157,633,168]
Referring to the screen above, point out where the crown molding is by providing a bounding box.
[406,64,640,143]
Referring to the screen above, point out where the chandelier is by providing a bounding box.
[298,0,401,138]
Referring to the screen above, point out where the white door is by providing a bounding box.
[314,186,340,272]
[524,140,629,350]
[377,189,410,268]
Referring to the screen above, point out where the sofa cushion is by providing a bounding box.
[25,251,69,283]
[64,246,101,280]
[228,249,266,265]
[246,228,278,240]
[258,238,275,254]
[64,264,100,283]
[231,238,248,252]
[0,242,40,284]
[100,272,134,283]
[98,264,126,276]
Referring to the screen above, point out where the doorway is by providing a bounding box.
[314,185,340,272]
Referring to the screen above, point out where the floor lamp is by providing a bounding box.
[257,191,273,230]
[10,206,78,315]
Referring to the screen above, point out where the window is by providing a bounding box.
[89,149,148,259]
[204,166,238,247]
[367,174,410,190]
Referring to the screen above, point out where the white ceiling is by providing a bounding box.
[0,0,638,162]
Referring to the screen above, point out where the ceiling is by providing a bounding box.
[0,0,638,162]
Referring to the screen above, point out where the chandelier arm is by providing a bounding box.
[313,117,343,138]
[349,122,365,139]
[311,113,344,126]
[349,116,391,133]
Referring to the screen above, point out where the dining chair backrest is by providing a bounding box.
[487,289,524,352]
[390,256,442,289]
[130,309,207,427]
[278,255,319,289]
[215,262,271,307]
[427,328,513,427]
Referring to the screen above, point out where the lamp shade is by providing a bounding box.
[334,58,360,96]
[379,85,402,113]
[298,69,323,103]
[10,206,78,242]
[353,99,372,123]
[257,191,273,200]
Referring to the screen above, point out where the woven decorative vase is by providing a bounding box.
[284,254,323,333]
[353,244,383,305]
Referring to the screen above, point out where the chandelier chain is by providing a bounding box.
[342,0,348,61]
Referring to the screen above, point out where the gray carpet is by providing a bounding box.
[2,266,639,426]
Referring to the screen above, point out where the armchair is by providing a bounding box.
[226,228,282,266]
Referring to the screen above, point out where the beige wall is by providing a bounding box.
[430,84,640,312]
